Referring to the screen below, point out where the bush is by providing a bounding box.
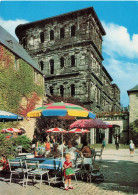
[0,133,16,159]
[12,135,32,153]
[0,133,31,159]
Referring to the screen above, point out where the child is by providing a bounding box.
[63,153,75,191]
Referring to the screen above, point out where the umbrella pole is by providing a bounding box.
[62,132,63,166]
[61,121,64,184]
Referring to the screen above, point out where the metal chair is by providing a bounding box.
[8,159,26,187]
[72,156,83,183]
[16,145,23,154]
[95,149,103,161]
[25,160,49,188]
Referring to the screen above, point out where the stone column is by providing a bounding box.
[105,128,109,143]
[90,128,95,144]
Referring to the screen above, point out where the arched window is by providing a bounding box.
[71,25,76,37]
[71,84,75,96]
[60,28,65,39]
[50,30,54,40]
[60,57,64,68]
[71,55,75,66]
[22,38,26,49]
[40,32,44,43]
[50,59,54,74]
[60,85,64,97]
[50,86,54,95]
[40,61,44,71]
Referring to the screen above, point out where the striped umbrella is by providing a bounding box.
[1,128,22,133]
[46,128,67,133]
[27,102,96,119]
[68,128,89,133]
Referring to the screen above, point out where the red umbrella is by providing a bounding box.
[46,128,67,133]
[68,128,89,133]
[70,119,108,129]
[1,128,22,133]
[5,135,12,139]
[106,123,113,128]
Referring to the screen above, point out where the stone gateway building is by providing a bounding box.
[15,7,120,113]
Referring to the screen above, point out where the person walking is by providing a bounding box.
[115,136,119,150]
[102,137,106,150]
[129,140,135,157]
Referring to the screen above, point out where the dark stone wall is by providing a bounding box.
[16,8,120,113]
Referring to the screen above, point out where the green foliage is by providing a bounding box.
[0,133,16,159]
[129,119,138,144]
[0,133,31,159]
[0,46,44,114]
[12,135,32,153]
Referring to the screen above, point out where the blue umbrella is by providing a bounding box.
[0,110,23,122]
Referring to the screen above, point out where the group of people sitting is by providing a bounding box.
[44,137,92,161]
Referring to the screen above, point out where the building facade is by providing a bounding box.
[15,7,120,113]
[127,85,138,123]
[0,25,44,138]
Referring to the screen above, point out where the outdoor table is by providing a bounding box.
[39,158,62,170]
[16,153,34,159]
[26,157,63,170]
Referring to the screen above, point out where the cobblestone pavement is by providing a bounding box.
[0,149,138,195]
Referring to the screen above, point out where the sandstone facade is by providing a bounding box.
[127,85,138,123]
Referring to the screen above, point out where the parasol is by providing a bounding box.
[68,128,89,133]
[46,128,67,133]
[1,128,22,133]
[27,102,96,119]
[0,110,23,122]
[70,119,108,129]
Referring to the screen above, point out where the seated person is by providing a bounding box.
[81,141,91,158]
[64,141,82,161]
[58,140,66,152]
[45,139,51,151]
[47,143,60,158]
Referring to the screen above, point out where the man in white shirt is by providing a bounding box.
[64,141,82,161]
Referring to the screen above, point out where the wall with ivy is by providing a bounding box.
[0,44,44,129]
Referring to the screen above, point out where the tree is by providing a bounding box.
[129,119,138,145]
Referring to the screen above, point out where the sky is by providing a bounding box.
[0,1,138,108]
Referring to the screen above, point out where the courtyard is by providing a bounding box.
[0,148,138,195]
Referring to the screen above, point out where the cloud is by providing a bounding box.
[102,21,138,59]
[103,58,138,106]
[0,18,28,40]
[102,21,138,107]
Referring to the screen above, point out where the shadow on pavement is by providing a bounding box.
[98,159,138,194]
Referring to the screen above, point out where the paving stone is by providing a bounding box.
[0,149,138,195]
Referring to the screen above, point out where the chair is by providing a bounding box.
[16,145,23,154]
[91,149,96,163]
[8,159,26,187]
[44,158,63,185]
[95,149,103,161]
[72,156,84,183]
[25,160,49,188]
